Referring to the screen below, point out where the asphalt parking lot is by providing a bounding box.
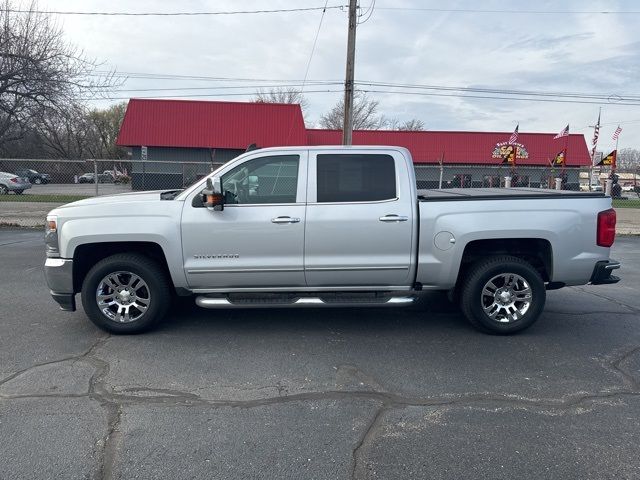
[1,230,639,479]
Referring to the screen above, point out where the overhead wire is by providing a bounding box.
[4,6,347,16]
[286,0,331,141]
[375,7,640,15]
[355,88,640,106]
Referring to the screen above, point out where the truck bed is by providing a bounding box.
[418,187,606,202]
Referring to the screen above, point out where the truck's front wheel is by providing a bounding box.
[460,256,545,334]
[81,254,171,334]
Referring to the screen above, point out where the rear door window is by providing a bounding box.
[316,154,396,202]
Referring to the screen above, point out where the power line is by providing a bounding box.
[5,5,346,16]
[90,71,342,83]
[375,7,640,15]
[300,0,330,93]
[89,70,640,101]
[98,82,341,93]
[356,88,640,106]
[286,0,330,142]
[93,77,640,104]
[358,0,376,24]
[81,89,343,101]
[355,81,640,102]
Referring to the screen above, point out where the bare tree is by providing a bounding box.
[618,148,640,171]
[35,102,128,159]
[319,92,425,131]
[254,87,309,111]
[0,0,116,150]
[319,92,386,130]
[86,102,128,159]
[387,118,426,131]
[35,106,93,159]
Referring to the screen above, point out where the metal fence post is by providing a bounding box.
[605,179,613,196]
[555,177,562,190]
[93,159,98,196]
[504,176,512,188]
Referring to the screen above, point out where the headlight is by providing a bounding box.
[45,214,60,257]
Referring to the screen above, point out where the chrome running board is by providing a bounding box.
[195,294,415,309]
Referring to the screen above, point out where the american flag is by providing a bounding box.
[591,112,600,162]
[554,124,569,139]
[612,125,623,141]
[508,124,519,144]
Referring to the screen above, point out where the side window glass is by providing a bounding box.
[221,155,299,204]
[316,154,396,202]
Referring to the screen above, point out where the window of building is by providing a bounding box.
[316,154,396,202]
[221,155,299,204]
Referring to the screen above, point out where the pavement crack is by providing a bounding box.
[95,403,123,480]
[0,334,111,390]
[351,406,386,480]
[610,345,640,389]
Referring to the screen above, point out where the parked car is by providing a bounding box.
[44,146,620,335]
[103,170,129,183]
[0,171,32,194]
[78,173,114,184]
[15,169,51,184]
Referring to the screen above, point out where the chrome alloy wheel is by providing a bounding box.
[480,273,532,323]
[96,271,150,323]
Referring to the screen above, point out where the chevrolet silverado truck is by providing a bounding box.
[44,146,620,335]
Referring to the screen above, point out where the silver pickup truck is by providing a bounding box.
[44,146,620,335]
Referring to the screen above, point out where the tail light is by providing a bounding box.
[597,208,616,247]
[10,177,18,183]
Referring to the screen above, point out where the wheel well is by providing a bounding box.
[72,242,172,293]
[458,238,553,284]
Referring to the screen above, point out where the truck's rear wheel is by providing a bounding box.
[460,255,545,334]
[81,253,171,334]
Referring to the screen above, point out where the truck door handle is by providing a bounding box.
[379,215,409,222]
[271,216,300,224]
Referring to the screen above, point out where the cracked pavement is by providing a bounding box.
[1,229,639,479]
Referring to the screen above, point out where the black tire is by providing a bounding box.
[34,178,42,184]
[81,253,172,334]
[460,255,545,335]
[15,190,23,194]
[0,184,7,195]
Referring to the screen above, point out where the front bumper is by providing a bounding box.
[44,258,76,311]
[589,259,621,285]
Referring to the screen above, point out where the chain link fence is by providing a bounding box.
[1,158,638,227]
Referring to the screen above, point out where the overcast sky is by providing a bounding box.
[38,0,640,150]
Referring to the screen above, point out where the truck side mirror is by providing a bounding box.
[201,176,224,211]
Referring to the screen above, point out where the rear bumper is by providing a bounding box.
[44,258,76,311]
[8,182,31,191]
[589,259,621,285]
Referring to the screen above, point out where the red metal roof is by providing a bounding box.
[307,129,591,166]
[117,99,591,166]
[116,98,307,149]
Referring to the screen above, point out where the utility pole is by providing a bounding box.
[342,0,357,145]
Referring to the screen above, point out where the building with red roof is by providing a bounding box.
[117,98,590,189]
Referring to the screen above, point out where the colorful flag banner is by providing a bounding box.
[554,124,569,139]
[552,150,566,166]
[597,150,617,167]
[501,145,516,165]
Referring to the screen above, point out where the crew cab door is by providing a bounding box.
[181,151,308,289]
[304,149,416,287]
